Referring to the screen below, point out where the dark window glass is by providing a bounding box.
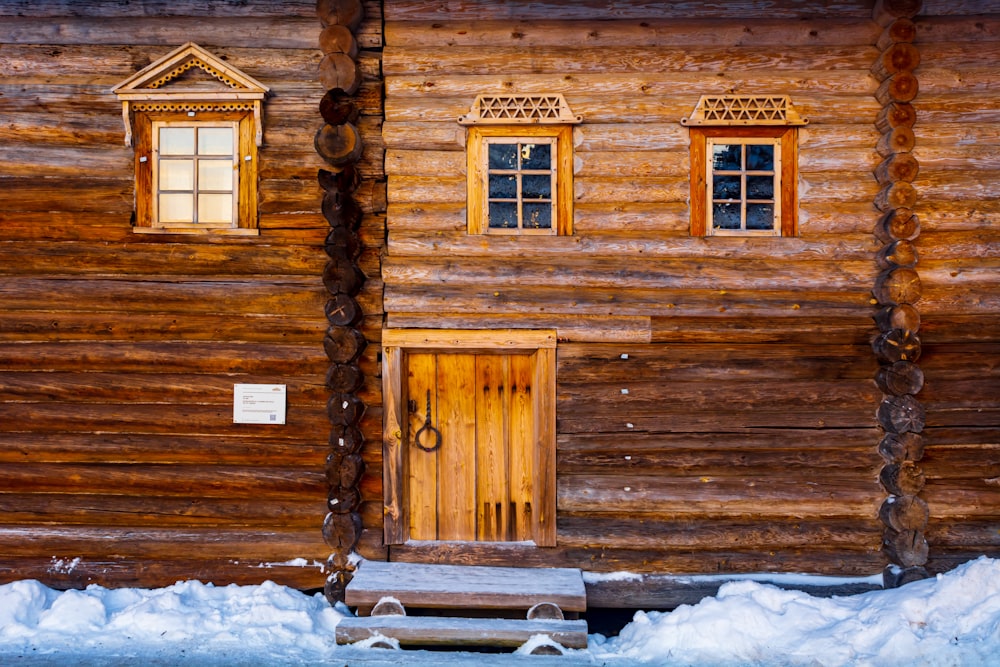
[747,175,774,200]
[713,175,742,200]
[489,144,518,170]
[713,203,741,229]
[522,203,552,229]
[712,144,742,171]
[489,174,517,199]
[746,203,774,230]
[522,174,551,200]
[488,202,518,228]
[747,144,774,171]
[520,143,550,170]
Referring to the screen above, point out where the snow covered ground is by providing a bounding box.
[1,556,998,666]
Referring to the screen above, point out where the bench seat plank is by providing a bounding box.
[335,614,589,649]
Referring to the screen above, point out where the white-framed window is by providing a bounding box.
[153,121,239,228]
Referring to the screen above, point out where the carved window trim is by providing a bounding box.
[112,43,268,235]
[685,96,806,237]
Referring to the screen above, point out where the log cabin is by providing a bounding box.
[0,0,998,616]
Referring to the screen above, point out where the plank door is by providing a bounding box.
[382,330,556,546]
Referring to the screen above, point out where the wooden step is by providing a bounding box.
[335,614,589,649]
[345,561,587,613]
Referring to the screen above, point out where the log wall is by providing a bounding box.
[908,1,1000,574]
[0,0,377,590]
[378,0,889,576]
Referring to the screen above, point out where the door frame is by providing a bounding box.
[381,329,557,546]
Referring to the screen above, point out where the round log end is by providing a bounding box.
[315,122,363,167]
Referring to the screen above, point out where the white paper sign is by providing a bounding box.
[233,384,286,424]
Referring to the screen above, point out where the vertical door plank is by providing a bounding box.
[382,345,405,544]
[436,352,478,540]
[533,348,557,546]
[507,352,535,542]
[406,352,438,540]
[475,353,509,541]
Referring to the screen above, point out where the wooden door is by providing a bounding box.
[382,330,556,546]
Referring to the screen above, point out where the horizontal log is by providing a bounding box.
[386,284,874,319]
[876,126,916,156]
[874,152,920,185]
[875,101,917,132]
[871,42,920,80]
[873,267,922,305]
[382,256,876,292]
[0,462,325,499]
[879,461,926,496]
[557,343,876,383]
[0,493,326,527]
[878,494,929,532]
[874,208,920,243]
[872,329,922,363]
[0,556,327,590]
[385,3,872,22]
[385,17,881,49]
[877,394,926,434]
[0,432,327,465]
[0,525,328,561]
[557,516,880,550]
[875,360,925,395]
[876,239,918,269]
[0,341,326,374]
[882,528,928,567]
[386,542,885,578]
[558,474,881,517]
[388,312,652,343]
[0,372,326,404]
[650,316,876,345]
[878,431,925,464]
[876,18,917,51]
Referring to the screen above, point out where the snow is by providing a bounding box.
[0,557,998,666]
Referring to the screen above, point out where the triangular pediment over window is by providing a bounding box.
[111,43,269,146]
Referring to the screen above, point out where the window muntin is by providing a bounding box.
[153,122,238,227]
[466,125,573,236]
[707,137,781,236]
[485,137,556,233]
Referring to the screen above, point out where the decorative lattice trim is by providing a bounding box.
[682,95,808,126]
[458,94,582,125]
[133,102,255,113]
[147,57,242,90]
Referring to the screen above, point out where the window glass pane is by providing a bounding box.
[713,175,741,200]
[712,202,741,230]
[198,193,233,223]
[159,159,194,191]
[159,127,195,155]
[488,202,518,228]
[199,160,234,191]
[712,144,742,171]
[198,127,233,156]
[747,144,774,171]
[522,203,552,229]
[489,174,517,199]
[159,193,193,222]
[522,174,551,200]
[520,143,550,170]
[488,143,518,170]
[747,175,774,200]
[746,203,775,230]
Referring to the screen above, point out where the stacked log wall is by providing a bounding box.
[379,1,888,575]
[907,0,1000,573]
[0,0,343,589]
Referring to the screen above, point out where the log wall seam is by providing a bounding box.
[870,0,930,589]
[315,0,368,606]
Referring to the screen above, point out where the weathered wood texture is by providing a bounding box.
[906,11,1000,572]
[0,0,388,590]
[375,1,891,578]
